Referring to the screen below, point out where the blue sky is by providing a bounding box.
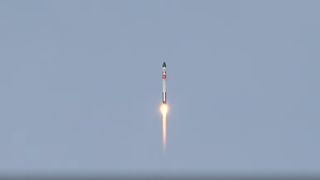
[0,0,319,175]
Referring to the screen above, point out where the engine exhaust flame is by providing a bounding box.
[160,103,168,150]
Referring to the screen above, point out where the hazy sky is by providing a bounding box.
[0,0,320,175]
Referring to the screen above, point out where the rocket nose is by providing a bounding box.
[162,62,166,68]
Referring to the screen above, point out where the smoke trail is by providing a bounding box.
[162,112,167,149]
[160,104,168,150]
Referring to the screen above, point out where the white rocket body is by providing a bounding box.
[162,62,167,104]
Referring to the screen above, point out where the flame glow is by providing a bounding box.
[160,103,169,150]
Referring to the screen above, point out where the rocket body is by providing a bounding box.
[162,62,167,104]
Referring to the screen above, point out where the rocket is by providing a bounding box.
[162,62,167,104]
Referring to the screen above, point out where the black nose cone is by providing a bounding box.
[162,62,166,68]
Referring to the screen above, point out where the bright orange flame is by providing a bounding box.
[160,104,169,150]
